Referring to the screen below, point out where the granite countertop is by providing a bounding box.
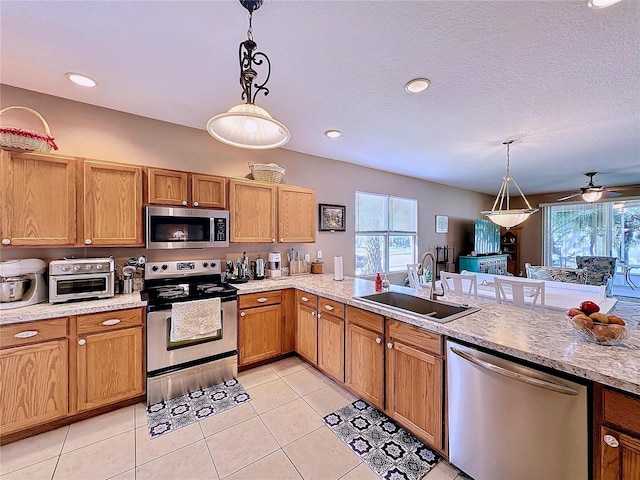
[236,274,640,396]
[0,292,147,324]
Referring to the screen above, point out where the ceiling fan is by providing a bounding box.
[557,172,635,202]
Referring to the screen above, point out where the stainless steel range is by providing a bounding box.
[143,259,238,405]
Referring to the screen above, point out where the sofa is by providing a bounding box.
[575,256,617,295]
[524,263,586,284]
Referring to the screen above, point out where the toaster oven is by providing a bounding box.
[49,258,115,303]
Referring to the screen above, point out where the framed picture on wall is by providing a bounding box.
[319,204,346,231]
[436,215,449,234]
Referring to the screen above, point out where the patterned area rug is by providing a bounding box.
[146,378,250,438]
[323,400,440,480]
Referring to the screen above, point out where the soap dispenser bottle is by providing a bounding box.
[375,272,383,292]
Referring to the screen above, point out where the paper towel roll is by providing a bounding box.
[333,255,344,281]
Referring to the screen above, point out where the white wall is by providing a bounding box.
[1,85,494,277]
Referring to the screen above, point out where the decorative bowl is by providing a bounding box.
[564,314,630,346]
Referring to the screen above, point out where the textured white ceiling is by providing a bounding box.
[1,0,639,195]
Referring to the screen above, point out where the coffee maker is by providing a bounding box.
[251,255,265,280]
[267,251,281,278]
[0,258,48,310]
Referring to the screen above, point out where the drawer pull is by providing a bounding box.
[78,339,86,346]
[240,312,246,317]
[101,319,121,326]
[376,337,382,344]
[387,342,393,349]
[85,238,92,245]
[2,238,10,245]
[193,202,199,207]
[301,296,309,302]
[324,305,334,311]
[604,434,619,448]
[257,297,268,303]
[14,330,38,339]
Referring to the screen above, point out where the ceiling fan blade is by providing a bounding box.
[557,192,580,201]
[607,184,640,192]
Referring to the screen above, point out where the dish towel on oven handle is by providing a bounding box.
[170,297,222,342]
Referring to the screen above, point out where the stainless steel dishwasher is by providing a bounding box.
[446,340,589,480]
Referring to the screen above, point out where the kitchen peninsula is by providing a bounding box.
[2,275,638,395]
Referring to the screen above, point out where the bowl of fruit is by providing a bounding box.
[564,301,629,346]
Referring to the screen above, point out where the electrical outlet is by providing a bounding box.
[304,253,311,262]
[317,250,323,259]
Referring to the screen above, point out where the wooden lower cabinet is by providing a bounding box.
[281,289,297,354]
[345,306,385,410]
[596,385,640,480]
[0,339,69,435]
[385,320,444,450]
[238,304,282,365]
[296,303,318,364]
[317,301,345,383]
[76,327,144,411]
[238,291,283,367]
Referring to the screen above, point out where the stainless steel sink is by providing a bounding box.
[355,291,479,323]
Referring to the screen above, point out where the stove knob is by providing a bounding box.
[61,265,71,272]
[73,265,81,271]
[151,266,159,272]
[161,264,168,270]
[84,264,92,270]
[211,262,217,269]
[96,264,103,270]
[203,262,209,268]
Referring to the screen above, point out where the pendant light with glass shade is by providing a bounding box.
[207,0,290,149]
[481,140,538,229]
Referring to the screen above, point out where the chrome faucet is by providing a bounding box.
[420,252,444,301]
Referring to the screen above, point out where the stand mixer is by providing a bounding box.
[0,258,48,310]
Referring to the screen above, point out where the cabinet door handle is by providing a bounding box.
[301,296,309,302]
[78,339,86,346]
[182,200,188,205]
[193,201,199,207]
[101,319,121,326]
[603,434,619,448]
[14,330,38,339]
[324,305,334,311]
[257,297,268,303]
[2,238,10,245]
[85,239,92,245]
[280,238,284,242]
[387,342,393,349]
[376,337,382,344]
[240,312,246,317]
[311,311,316,316]
[272,238,276,243]
[317,313,322,319]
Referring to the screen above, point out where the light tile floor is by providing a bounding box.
[0,356,469,480]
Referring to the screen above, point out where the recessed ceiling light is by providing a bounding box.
[405,78,430,93]
[325,130,343,138]
[66,73,98,87]
[588,0,622,8]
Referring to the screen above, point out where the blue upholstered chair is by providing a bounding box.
[575,256,617,295]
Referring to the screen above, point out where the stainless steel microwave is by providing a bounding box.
[145,206,229,249]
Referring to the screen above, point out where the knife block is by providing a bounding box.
[289,260,309,275]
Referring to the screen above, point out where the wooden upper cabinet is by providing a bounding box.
[147,168,189,206]
[147,168,226,209]
[1,150,77,246]
[83,161,144,246]
[229,179,277,243]
[191,173,226,209]
[278,185,316,243]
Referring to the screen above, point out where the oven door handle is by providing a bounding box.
[449,347,579,396]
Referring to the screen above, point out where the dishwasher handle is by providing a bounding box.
[449,346,579,396]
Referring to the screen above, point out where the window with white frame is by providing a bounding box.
[355,192,418,275]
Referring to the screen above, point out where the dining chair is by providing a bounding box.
[406,264,421,289]
[494,277,546,313]
[440,272,478,299]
